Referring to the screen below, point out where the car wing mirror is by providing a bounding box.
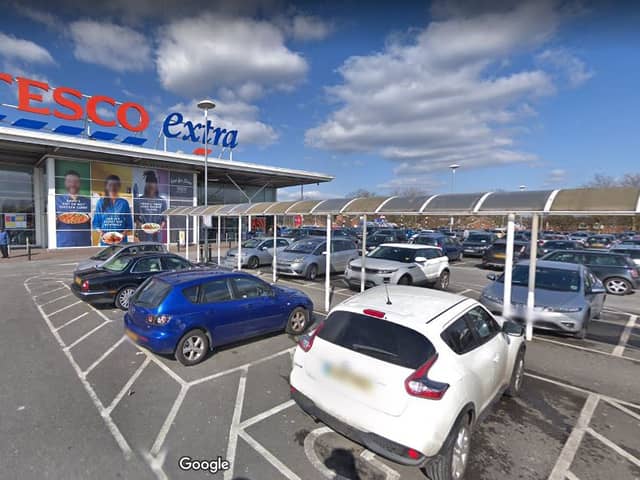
[414,256,427,263]
[502,320,524,336]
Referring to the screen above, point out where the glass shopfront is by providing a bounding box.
[0,165,35,245]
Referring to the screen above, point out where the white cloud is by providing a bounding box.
[69,20,152,72]
[278,187,333,201]
[545,168,566,185]
[156,14,308,97]
[0,33,54,64]
[305,1,579,185]
[537,48,593,87]
[284,15,332,41]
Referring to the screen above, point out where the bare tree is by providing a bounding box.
[391,186,430,198]
[345,188,374,198]
[583,173,619,188]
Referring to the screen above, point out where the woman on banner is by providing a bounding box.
[134,170,167,242]
[92,174,133,245]
[56,170,92,247]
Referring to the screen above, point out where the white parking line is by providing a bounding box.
[48,300,81,316]
[33,285,66,299]
[64,321,111,351]
[239,429,302,480]
[54,312,89,332]
[534,337,640,363]
[304,426,343,479]
[565,471,580,480]
[586,427,640,468]
[106,356,151,414]
[239,399,295,430]
[612,315,637,357]
[39,293,73,307]
[548,394,599,480]
[224,369,248,480]
[360,450,401,480]
[84,336,126,376]
[150,384,188,456]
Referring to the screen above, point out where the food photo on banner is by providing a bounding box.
[90,162,133,246]
[55,160,92,247]
[133,168,168,242]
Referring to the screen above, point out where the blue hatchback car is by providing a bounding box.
[124,269,314,365]
[411,233,463,261]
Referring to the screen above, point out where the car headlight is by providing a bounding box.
[292,257,306,264]
[482,294,503,303]
[377,269,398,274]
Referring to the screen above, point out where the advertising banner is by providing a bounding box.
[4,213,28,229]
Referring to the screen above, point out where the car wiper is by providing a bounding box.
[351,343,398,358]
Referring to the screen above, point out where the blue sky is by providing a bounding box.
[1,0,639,200]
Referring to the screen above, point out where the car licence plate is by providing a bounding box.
[495,253,506,259]
[323,362,372,391]
[125,329,138,342]
[74,276,81,285]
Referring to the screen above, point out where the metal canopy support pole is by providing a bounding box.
[325,214,332,312]
[361,214,367,293]
[502,213,516,318]
[217,215,221,265]
[248,214,252,235]
[195,215,200,263]
[526,214,539,341]
[166,216,170,251]
[185,215,189,261]
[237,215,242,270]
[272,214,277,283]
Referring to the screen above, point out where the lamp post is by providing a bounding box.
[197,99,216,262]
[449,164,460,232]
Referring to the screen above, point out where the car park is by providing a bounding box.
[585,234,616,249]
[411,233,463,261]
[482,240,534,269]
[223,237,292,269]
[569,231,591,244]
[276,237,358,280]
[480,260,605,338]
[345,243,450,289]
[72,251,193,309]
[540,239,583,255]
[541,249,640,295]
[290,286,526,480]
[461,232,497,257]
[74,242,166,272]
[125,270,313,365]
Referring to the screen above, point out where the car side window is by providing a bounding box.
[419,249,438,260]
[200,279,233,303]
[465,306,501,341]
[261,239,274,249]
[164,256,191,270]
[441,316,478,355]
[276,239,289,247]
[332,240,346,252]
[232,277,272,299]
[182,285,199,303]
[584,271,592,292]
[132,257,163,273]
[550,252,574,263]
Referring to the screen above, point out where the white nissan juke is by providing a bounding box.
[290,285,526,480]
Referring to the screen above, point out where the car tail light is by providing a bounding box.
[407,449,422,460]
[146,314,171,325]
[298,322,324,352]
[363,309,385,318]
[404,354,449,400]
[81,280,90,292]
[630,269,639,278]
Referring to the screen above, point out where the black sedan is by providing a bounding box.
[72,252,194,309]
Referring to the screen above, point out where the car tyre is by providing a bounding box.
[247,256,260,269]
[437,270,450,290]
[285,307,309,335]
[398,274,412,285]
[504,348,525,397]
[306,264,319,281]
[175,329,209,366]
[422,410,473,480]
[115,286,136,310]
[604,277,632,295]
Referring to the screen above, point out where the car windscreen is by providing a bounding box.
[466,234,491,242]
[133,279,172,307]
[499,265,581,292]
[368,246,416,263]
[318,311,435,369]
[414,236,438,246]
[92,245,122,260]
[545,241,574,249]
[284,240,322,254]
[242,239,262,248]
[101,256,132,272]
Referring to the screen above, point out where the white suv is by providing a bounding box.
[345,243,450,290]
[290,286,526,480]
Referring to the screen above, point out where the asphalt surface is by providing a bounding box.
[1,252,639,480]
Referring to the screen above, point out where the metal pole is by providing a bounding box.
[502,213,516,318]
[325,214,332,311]
[217,215,221,265]
[185,215,189,261]
[166,216,170,251]
[203,108,209,262]
[361,214,367,292]
[195,215,200,263]
[526,214,539,341]
[272,214,277,283]
[237,215,242,270]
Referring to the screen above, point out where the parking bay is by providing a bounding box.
[19,265,640,480]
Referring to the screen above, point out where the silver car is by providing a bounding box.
[479,260,606,339]
[276,237,358,280]
[223,237,292,269]
[75,242,165,272]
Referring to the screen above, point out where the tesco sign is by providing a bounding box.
[0,73,149,132]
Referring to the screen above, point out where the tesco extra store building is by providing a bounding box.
[0,73,332,249]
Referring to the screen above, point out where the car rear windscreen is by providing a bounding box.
[317,311,435,369]
[134,279,172,307]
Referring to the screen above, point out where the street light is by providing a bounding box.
[197,99,216,262]
[449,164,460,232]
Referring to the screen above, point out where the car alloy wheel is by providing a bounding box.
[605,277,631,295]
[182,335,205,362]
[287,307,308,335]
[306,264,318,281]
[116,287,136,310]
[439,271,450,290]
[248,256,260,269]
[451,424,470,479]
[513,357,524,392]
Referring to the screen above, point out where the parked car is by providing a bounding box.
[568,232,590,244]
[619,238,640,247]
[223,237,292,269]
[480,260,605,339]
[290,286,525,479]
[411,233,463,261]
[276,237,358,280]
[75,242,166,272]
[540,240,583,255]
[482,240,534,269]
[125,270,313,365]
[585,234,616,249]
[345,244,450,290]
[365,231,400,251]
[610,245,640,266]
[461,232,497,257]
[541,249,640,295]
[72,252,193,309]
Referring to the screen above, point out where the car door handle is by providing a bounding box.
[492,354,501,363]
